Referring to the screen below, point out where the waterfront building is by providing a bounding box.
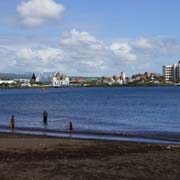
[103,76,123,85]
[35,76,40,82]
[69,77,83,85]
[0,80,16,85]
[120,72,126,81]
[35,72,54,83]
[103,77,114,85]
[163,61,180,82]
[162,65,173,81]
[13,79,31,87]
[51,72,69,87]
[175,62,180,81]
[20,79,31,87]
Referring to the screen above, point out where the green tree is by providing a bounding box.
[31,73,36,81]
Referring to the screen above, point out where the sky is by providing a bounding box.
[1,0,180,76]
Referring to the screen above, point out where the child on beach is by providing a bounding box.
[10,115,15,129]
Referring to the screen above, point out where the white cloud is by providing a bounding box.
[132,37,154,49]
[0,47,17,72]
[110,42,137,61]
[129,38,180,61]
[1,30,180,75]
[15,47,64,72]
[17,0,64,27]
[59,29,113,75]
[61,29,97,46]
[16,47,63,64]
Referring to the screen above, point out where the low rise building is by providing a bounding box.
[103,76,123,85]
[14,79,31,87]
[20,79,31,87]
[69,77,84,85]
[0,80,16,85]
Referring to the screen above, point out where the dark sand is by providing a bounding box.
[0,133,179,180]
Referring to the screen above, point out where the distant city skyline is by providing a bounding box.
[1,0,180,76]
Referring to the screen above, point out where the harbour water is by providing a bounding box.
[0,87,180,142]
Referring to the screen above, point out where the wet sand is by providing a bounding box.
[0,132,180,180]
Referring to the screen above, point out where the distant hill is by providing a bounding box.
[0,73,32,80]
[0,72,100,81]
[69,76,100,80]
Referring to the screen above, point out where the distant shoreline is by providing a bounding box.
[0,84,177,90]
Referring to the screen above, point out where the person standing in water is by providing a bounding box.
[10,115,15,129]
[69,120,73,130]
[43,110,48,125]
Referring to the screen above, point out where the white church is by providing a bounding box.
[51,72,69,87]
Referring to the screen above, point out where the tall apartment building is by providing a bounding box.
[163,61,180,82]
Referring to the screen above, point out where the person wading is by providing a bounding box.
[69,120,73,130]
[43,110,48,125]
[10,115,15,129]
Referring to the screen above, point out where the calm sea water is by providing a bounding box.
[0,87,180,134]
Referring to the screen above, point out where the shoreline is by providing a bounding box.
[0,132,179,180]
[0,125,180,145]
[0,84,178,89]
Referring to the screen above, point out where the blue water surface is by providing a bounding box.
[0,87,179,134]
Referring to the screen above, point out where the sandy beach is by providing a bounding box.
[0,132,179,180]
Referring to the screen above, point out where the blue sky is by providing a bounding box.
[1,0,180,76]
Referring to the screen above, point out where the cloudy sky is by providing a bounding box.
[1,0,180,76]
